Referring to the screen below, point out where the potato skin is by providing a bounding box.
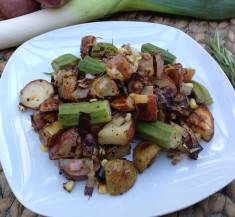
[110,96,135,112]
[100,144,131,160]
[104,159,137,195]
[133,141,161,174]
[49,128,82,160]
[105,53,133,82]
[98,113,135,146]
[188,105,214,142]
[153,74,177,94]
[134,94,158,122]
[0,0,40,19]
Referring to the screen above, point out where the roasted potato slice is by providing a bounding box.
[100,144,131,160]
[31,98,63,130]
[182,68,195,83]
[80,35,97,59]
[110,95,135,112]
[49,128,82,160]
[134,94,158,122]
[98,112,135,146]
[31,111,46,130]
[105,53,133,82]
[38,98,63,113]
[59,158,100,181]
[103,159,137,195]
[20,79,54,109]
[188,105,214,142]
[153,74,177,94]
[164,64,183,87]
[133,141,161,174]
[39,120,64,147]
[137,52,154,77]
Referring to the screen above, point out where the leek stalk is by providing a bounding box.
[0,0,235,50]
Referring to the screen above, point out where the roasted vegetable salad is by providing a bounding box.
[18,35,214,196]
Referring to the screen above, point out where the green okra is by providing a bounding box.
[91,42,118,59]
[191,80,213,105]
[78,56,106,75]
[51,54,80,72]
[141,43,176,64]
[58,100,112,128]
[136,120,182,149]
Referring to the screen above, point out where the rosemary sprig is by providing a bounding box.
[206,29,235,89]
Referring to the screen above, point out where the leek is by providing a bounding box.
[0,0,235,50]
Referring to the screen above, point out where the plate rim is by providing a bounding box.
[1,21,235,217]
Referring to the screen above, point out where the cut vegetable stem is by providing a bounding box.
[136,120,182,149]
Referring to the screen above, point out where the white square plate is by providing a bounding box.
[1,21,235,217]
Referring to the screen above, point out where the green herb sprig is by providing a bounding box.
[206,29,235,89]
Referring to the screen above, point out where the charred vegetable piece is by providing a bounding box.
[78,56,105,75]
[58,100,112,128]
[110,96,135,112]
[164,63,183,88]
[91,43,118,59]
[51,54,80,72]
[134,94,158,122]
[98,112,135,146]
[80,35,97,59]
[191,80,213,105]
[188,105,214,142]
[133,141,161,174]
[49,128,82,160]
[38,98,63,113]
[39,120,64,147]
[31,111,46,130]
[136,121,182,149]
[141,43,176,64]
[103,159,137,195]
[19,79,54,109]
[100,144,131,160]
[179,120,203,160]
[154,52,164,78]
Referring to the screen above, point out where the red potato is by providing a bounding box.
[164,63,183,87]
[20,79,54,109]
[110,95,135,112]
[59,158,100,181]
[38,120,64,147]
[153,74,177,94]
[0,0,41,19]
[98,112,135,146]
[105,53,133,82]
[134,94,158,122]
[36,0,69,7]
[103,159,137,195]
[49,128,82,160]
